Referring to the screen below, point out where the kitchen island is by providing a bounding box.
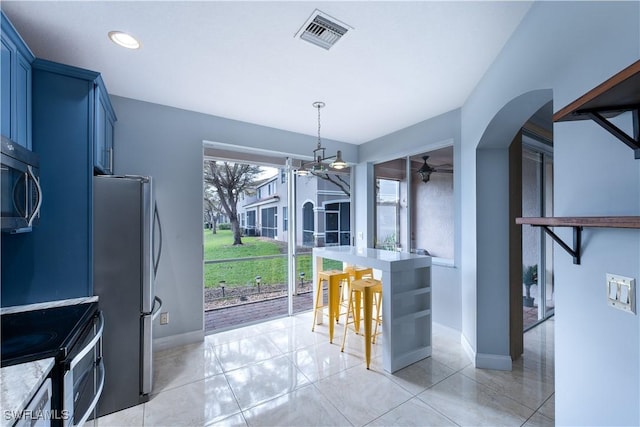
[313,246,432,373]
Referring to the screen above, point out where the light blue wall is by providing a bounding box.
[357,109,463,331]
[111,2,640,422]
[111,96,357,340]
[461,1,639,424]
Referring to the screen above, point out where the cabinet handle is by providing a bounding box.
[26,165,42,227]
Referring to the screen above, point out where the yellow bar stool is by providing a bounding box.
[311,269,350,343]
[342,266,374,331]
[344,266,373,281]
[340,278,383,369]
[372,284,383,344]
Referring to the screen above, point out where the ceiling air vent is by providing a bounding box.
[296,10,351,50]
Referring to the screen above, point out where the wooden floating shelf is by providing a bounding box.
[516,216,640,229]
[516,216,640,265]
[553,59,640,159]
[554,60,640,122]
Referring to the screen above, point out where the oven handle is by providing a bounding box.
[74,358,105,427]
[69,312,104,370]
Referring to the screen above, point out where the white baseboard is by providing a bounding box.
[475,352,512,371]
[461,333,476,365]
[153,329,204,351]
[460,334,512,371]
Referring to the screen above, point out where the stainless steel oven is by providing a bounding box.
[1,302,104,427]
[1,135,42,233]
[62,312,104,427]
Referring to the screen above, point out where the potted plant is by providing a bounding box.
[523,264,538,307]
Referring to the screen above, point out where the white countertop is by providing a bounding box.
[0,296,98,315]
[313,246,431,271]
[0,358,55,427]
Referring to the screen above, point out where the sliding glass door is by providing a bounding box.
[522,142,554,330]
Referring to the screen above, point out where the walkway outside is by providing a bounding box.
[205,290,321,333]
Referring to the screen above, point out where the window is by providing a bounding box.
[257,188,262,199]
[374,147,454,258]
[283,206,288,231]
[375,179,400,250]
[324,202,350,246]
[246,210,257,236]
[280,168,286,184]
[302,202,315,246]
[261,206,277,238]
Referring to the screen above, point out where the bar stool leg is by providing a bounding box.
[340,284,355,352]
[372,290,382,344]
[328,277,340,343]
[311,277,324,331]
[363,286,373,369]
[354,290,362,333]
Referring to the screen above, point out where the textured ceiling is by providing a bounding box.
[2,1,533,145]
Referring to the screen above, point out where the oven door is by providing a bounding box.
[63,312,105,427]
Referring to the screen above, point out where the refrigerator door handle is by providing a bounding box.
[152,296,163,320]
[141,314,153,395]
[153,203,163,277]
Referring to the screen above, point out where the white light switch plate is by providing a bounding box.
[606,274,636,315]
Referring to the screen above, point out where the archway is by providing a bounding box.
[474,89,553,369]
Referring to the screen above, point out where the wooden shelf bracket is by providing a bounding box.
[538,225,583,265]
[553,60,640,160]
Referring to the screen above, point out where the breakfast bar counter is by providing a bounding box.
[313,246,432,373]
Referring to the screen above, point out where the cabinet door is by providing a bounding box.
[1,37,15,140]
[94,85,115,175]
[1,30,32,148]
[15,52,32,149]
[104,111,114,173]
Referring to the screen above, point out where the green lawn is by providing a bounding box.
[203,230,340,288]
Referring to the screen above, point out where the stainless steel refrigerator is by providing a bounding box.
[93,175,163,417]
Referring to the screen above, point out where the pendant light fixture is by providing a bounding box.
[297,102,347,176]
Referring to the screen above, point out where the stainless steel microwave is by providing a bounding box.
[1,135,42,233]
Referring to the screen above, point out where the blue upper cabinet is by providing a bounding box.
[94,83,116,174]
[1,58,116,306]
[0,11,35,149]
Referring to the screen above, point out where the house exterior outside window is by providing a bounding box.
[283,206,288,231]
[261,206,277,238]
[324,202,350,246]
[235,170,351,247]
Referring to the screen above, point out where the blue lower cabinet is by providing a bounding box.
[1,59,116,306]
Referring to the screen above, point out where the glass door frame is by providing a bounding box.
[522,133,554,329]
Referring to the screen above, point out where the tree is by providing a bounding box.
[204,160,261,245]
[310,171,350,197]
[203,187,224,234]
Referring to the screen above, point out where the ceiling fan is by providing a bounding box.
[416,155,453,183]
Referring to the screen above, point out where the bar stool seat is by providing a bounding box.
[311,269,350,343]
[344,266,373,281]
[341,278,383,369]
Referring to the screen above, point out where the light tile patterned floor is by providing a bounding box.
[98,312,555,426]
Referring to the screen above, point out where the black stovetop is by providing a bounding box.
[1,302,98,367]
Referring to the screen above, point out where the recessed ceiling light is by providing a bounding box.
[108,31,140,49]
